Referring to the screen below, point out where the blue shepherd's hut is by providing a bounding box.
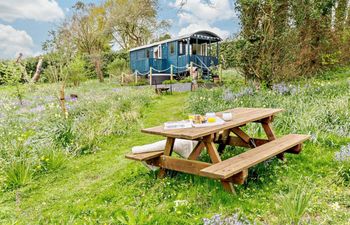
[129,30,222,83]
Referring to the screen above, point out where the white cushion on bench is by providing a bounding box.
[132,139,198,159]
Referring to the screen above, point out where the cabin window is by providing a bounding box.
[192,44,201,55]
[170,42,175,55]
[146,49,150,58]
[153,45,162,59]
[201,43,208,56]
[178,42,186,55]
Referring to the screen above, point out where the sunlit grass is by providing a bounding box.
[0,71,349,224]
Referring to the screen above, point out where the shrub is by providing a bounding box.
[162,80,177,84]
[51,119,76,150]
[107,57,128,83]
[3,161,33,189]
[65,56,88,86]
[276,185,312,225]
[37,149,66,172]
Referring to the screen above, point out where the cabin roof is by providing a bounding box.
[129,30,222,52]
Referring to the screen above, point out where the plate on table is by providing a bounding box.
[191,116,225,128]
[164,120,192,130]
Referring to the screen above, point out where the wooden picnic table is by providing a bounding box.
[126,108,310,194]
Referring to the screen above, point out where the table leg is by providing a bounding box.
[231,127,256,148]
[158,137,175,178]
[217,129,230,154]
[261,118,284,160]
[203,135,236,194]
[188,142,205,160]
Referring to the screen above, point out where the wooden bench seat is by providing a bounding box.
[125,151,163,161]
[200,134,310,180]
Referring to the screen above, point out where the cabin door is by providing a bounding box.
[153,45,162,59]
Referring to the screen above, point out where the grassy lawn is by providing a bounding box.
[0,71,349,224]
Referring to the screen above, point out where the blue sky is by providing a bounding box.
[0,0,240,59]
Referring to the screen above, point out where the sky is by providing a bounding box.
[0,0,240,59]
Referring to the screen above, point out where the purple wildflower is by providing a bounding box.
[223,89,235,102]
[112,88,122,93]
[272,83,296,95]
[203,213,254,225]
[29,105,46,113]
[335,144,350,162]
[223,88,254,102]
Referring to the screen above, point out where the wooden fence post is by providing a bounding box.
[149,67,152,86]
[219,64,223,83]
[135,72,138,84]
[190,62,193,80]
[170,65,173,81]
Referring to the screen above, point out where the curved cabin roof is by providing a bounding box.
[129,30,222,52]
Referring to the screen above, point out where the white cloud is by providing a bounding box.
[178,23,230,39]
[170,0,235,39]
[171,0,236,25]
[0,24,34,59]
[0,0,64,22]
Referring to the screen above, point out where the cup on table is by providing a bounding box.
[222,112,233,121]
[205,112,216,123]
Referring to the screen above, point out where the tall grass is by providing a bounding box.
[3,161,33,189]
[0,81,156,190]
[276,185,312,224]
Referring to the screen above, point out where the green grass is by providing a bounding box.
[0,73,349,224]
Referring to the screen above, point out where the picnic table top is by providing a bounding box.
[142,107,284,140]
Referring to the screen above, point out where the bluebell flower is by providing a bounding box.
[203,213,254,225]
[272,83,296,95]
[335,144,350,162]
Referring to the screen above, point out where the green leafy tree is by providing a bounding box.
[69,2,111,82]
[104,0,170,50]
[65,56,87,86]
[0,61,25,105]
[107,57,128,82]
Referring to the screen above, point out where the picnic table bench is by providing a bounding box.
[126,108,310,193]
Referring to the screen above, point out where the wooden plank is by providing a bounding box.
[187,142,205,160]
[149,156,211,176]
[261,121,285,160]
[262,122,276,140]
[142,108,284,140]
[200,134,311,179]
[125,151,163,161]
[231,127,251,143]
[158,137,175,178]
[148,156,247,186]
[164,137,175,155]
[286,144,302,154]
[225,169,248,185]
[204,141,221,164]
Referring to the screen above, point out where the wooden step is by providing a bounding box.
[125,151,163,161]
[200,134,310,179]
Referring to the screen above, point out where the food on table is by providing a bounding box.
[207,117,216,123]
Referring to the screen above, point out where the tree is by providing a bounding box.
[69,2,111,82]
[31,57,43,83]
[0,61,25,105]
[42,28,76,118]
[104,0,170,50]
[234,0,350,84]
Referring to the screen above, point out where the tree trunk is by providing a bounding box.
[93,57,104,82]
[59,83,68,119]
[31,57,43,83]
